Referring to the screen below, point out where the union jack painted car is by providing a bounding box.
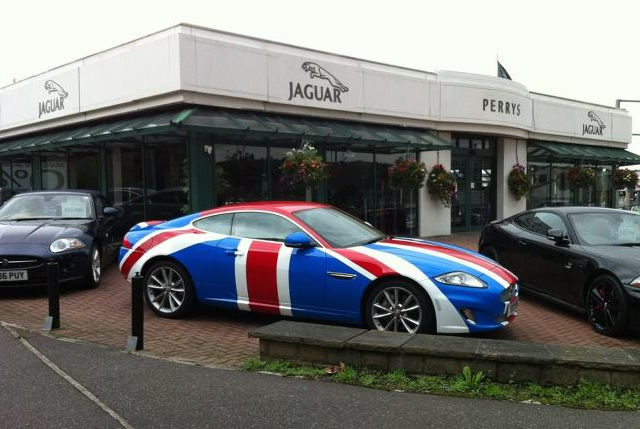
[118,202,518,334]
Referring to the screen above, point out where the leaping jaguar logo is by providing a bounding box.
[588,111,606,129]
[44,80,68,99]
[301,62,349,93]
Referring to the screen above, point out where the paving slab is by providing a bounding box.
[250,320,366,348]
[546,344,640,370]
[477,339,553,363]
[401,334,479,359]
[346,330,413,351]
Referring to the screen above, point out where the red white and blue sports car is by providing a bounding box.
[118,202,518,334]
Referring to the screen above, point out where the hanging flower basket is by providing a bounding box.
[507,163,531,201]
[388,156,427,190]
[612,168,639,190]
[280,141,327,189]
[426,164,456,207]
[566,165,597,189]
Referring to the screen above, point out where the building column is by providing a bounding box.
[497,138,527,219]
[419,132,452,237]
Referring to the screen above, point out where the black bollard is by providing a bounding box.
[43,262,60,330]
[127,273,144,351]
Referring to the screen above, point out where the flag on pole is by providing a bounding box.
[497,61,512,80]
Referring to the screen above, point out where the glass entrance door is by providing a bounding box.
[451,136,497,232]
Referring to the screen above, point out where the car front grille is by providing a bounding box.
[0,256,45,270]
[494,282,519,324]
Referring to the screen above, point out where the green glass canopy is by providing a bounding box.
[529,141,640,166]
[0,107,450,156]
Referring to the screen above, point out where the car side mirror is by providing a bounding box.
[547,228,569,244]
[284,232,316,249]
[103,207,119,217]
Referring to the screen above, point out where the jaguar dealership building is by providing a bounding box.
[0,23,637,236]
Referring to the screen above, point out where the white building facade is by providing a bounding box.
[0,24,636,236]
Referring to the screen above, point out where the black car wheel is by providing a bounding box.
[586,274,629,337]
[480,245,499,262]
[83,246,101,289]
[143,260,196,318]
[364,280,435,334]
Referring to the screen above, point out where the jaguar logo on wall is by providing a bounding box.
[287,62,349,103]
[583,111,606,136]
[38,80,68,118]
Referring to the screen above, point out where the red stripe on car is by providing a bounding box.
[246,241,282,315]
[334,248,396,278]
[121,229,202,278]
[388,238,517,284]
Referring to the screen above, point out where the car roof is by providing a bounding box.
[529,206,630,215]
[202,201,329,215]
[12,189,102,197]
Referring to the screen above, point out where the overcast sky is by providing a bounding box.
[1,0,639,151]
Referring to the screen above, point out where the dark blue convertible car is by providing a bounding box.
[0,190,123,288]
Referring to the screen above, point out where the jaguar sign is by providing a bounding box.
[287,62,349,103]
[38,80,68,118]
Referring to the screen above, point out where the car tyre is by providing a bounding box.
[364,279,435,334]
[83,245,101,289]
[585,274,629,337]
[143,260,196,318]
[480,245,499,263]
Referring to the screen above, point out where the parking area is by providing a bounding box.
[0,232,638,367]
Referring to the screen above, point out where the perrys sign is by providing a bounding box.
[287,62,349,104]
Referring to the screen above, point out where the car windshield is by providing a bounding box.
[0,194,94,221]
[293,207,385,248]
[569,211,640,246]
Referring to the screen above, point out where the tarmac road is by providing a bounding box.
[1,324,638,429]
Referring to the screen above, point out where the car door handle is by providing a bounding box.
[224,249,245,256]
[328,272,357,280]
[518,240,527,246]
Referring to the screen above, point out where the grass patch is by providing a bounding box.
[243,359,640,411]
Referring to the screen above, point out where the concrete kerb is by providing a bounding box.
[249,321,640,389]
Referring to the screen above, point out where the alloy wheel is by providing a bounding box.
[91,247,101,283]
[587,282,620,333]
[371,286,422,333]
[146,266,186,314]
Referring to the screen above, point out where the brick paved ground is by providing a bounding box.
[0,232,637,368]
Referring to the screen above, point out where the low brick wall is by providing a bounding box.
[249,321,640,388]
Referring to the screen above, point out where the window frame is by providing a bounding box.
[191,210,323,247]
[513,211,571,242]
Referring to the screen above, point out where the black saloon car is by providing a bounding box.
[479,207,640,336]
[0,190,123,288]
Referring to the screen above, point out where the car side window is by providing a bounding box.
[231,212,302,242]
[516,212,567,237]
[533,212,568,236]
[513,213,534,231]
[193,213,233,235]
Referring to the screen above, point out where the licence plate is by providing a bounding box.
[0,270,28,282]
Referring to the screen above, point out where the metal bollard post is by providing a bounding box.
[126,273,144,351]
[43,262,60,331]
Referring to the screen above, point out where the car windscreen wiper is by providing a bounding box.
[613,242,640,247]
[3,217,51,221]
[359,235,388,246]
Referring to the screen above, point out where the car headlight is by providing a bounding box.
[50,238,86,253]
[630,276,640,289]
[434,271,487,288]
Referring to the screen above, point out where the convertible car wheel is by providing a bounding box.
[586,274,629,337]
[143,260,196,318]
[83,246,101,289]
[365,280,434,334]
